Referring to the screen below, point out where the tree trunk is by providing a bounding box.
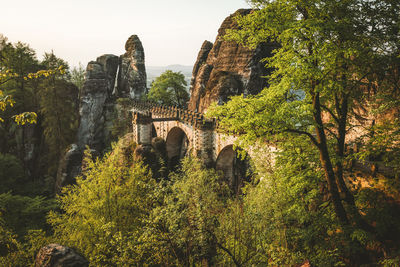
[334,93,375,233]
[334,93,353,202]
[313,92,349,225]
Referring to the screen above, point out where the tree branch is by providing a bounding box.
[206,229,242,267]
[215,241,242,267]
[320,103,339,123]
[324,127,339,141]
[283,128,319,147]
[350,71,372,91]
[0,77,13,85]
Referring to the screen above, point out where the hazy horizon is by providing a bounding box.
[1,0,250,68]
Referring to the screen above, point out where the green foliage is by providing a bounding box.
[206,1,400,264]
[356,117,400,184]
[147,70,189,108]
[0,220,22,266]
[1,4,400,264]
[380,256,400,267]
[0,137,392,265]
[38,75,78,175]
[0,226,53,267]
[41,52,69,75]
[48,148,157,266]
[214,141,352,266]
[0,40,39,125]
[0,37,78,179]
[69,63,85,90]
[0,41,70,266]
[146,157,229,265]
[0,193,56,265]
[0,153,25,194]
[0,213,18,257]
[355,187,400,245]
[0,193,57,238]
[209,0,400,232]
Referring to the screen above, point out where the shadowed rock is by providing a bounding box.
[35,244,88,267]
[55,144,82,191]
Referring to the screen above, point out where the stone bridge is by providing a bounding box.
[131,100,251,190]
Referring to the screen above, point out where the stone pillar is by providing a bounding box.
[194,120,215,167]
[132,112,153,145]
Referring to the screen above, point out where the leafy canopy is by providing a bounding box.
[48,146,158,266]
[209,0,400,229]
[147,70,189,108]
[0,39,67,125]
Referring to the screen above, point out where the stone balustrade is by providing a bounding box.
[131,100,216,129]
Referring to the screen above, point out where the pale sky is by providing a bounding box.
[0,0,251,67]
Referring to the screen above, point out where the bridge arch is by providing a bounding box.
[216,145,252,194]
[166,126,190,170]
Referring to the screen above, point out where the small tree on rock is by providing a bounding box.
[147,70,189,108]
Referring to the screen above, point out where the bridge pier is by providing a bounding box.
[132,111,153,145]
[193,122,214,168]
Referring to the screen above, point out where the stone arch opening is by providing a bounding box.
[166,127,189,171]
[151,123,157,138]
[215,145,252,194]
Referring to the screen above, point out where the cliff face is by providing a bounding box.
[188,9,275,112]
[56,35,147,193]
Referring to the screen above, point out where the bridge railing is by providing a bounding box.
[130,100,216,129]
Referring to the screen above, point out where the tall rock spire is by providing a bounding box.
[116,34,147,99]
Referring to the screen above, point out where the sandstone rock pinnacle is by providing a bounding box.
[188,9,277,113]
[116,34,147,99]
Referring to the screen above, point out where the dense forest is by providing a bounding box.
[1,0,400,266]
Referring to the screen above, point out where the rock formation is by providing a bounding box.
[188,9,276,112]
[56,35,146,193]
[77,54,119,152]
[116,35,147,99]
[35,244,88,267]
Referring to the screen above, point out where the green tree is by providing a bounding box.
[70,63,85,91]
[146,157,229,266]
[210,0,400,231]
[147,70,189,108]
[0,41,39,114]
[0,40,42,172]
[48,146,157,266]
[38,52,78,175]
[215,141,360,266]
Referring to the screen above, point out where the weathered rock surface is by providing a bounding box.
[55,144,82,191]
[56,35,146,193]
[188,9,276,112]
[35,244,88,267]
[55,56,117,193]
[76,56,118,152]
[116,35,147,99]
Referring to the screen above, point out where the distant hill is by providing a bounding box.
[146,65,193,88]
